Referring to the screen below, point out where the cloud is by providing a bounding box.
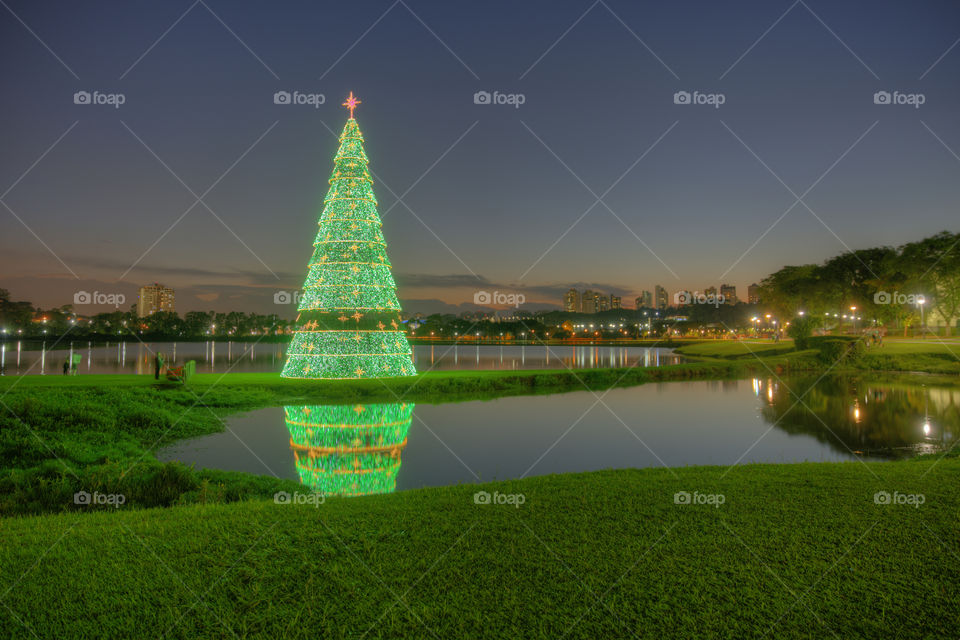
[399,298,561,316]
[63,256,299,286]
[393,273,633,300]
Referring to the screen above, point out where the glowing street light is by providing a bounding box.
[917,296,926,338]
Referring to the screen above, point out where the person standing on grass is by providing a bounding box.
[154,352,165,380]
[63,360,69,376]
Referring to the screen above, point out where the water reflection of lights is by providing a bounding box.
[751,378,777,404]
[923,421,931,437]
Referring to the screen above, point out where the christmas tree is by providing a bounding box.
[284,402,414,497]
[282,93,417,379]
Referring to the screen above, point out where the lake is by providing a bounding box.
[157,375,958,497]
[0,340,683,375]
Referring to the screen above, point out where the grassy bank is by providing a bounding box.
[1,338,958,517]
[676,338,960,374]
[1,363,752,516]
[1,460,957,639]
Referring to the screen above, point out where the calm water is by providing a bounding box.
[157,376,959,497]
[0,341,682,375]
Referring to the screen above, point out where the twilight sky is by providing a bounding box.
[1,0,959,315]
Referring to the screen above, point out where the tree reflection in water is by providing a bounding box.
[283,402,414,497]
[753,376,960,458]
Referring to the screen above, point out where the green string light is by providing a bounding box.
[282,105,416,379]
[284,402,414,497]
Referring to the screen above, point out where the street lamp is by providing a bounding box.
[917,296,926,339]
[850,306,857,332]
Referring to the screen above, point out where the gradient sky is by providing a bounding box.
[1,0,959,315]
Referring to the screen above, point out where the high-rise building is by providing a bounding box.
[581,290,597,314]
[598,295,610,312]
[747,283,760,304]
[639,290,653,309]
[705,286,717,297]
[563,288,580,313]
[720,284,737,305]
[137,283,175,317]
[654,285,668,310]
[610,295,621,310]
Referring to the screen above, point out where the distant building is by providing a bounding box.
[654,285,668,310]
[705,286,717,297]
[720,284,737,305]
[597,295,610,312]
[637,290,653,309]
[137,283,175,317]
[582,290,597,314]
[610,295,621,310]
[747,283,760,304]
[563,288,580,313]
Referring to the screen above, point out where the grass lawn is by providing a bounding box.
[1,344,959,636]
[1,460,957,639]
[676,338,960,374]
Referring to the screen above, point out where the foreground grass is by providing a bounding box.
[1,460,957,639]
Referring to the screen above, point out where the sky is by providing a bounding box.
[1,0,959,316]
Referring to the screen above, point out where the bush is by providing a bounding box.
[787,315,821,351]
[817,339,865,365]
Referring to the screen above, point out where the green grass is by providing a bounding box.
[676,338,960,374]
[2,346,959,636]
[1,460,957,639]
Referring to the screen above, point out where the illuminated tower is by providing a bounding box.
[282,92,416,379]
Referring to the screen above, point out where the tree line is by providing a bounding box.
[0,291,291,339]
[759,231,960,335]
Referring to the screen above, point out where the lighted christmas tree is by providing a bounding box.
[284,402,414,497]
[282,92,417,379]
